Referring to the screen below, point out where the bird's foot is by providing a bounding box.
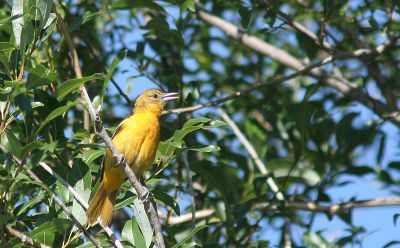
[141,188,153,205]
[116,154,126,166]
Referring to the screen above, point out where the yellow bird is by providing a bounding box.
[86,89,178,226]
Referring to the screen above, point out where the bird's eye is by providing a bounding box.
[152,94,158,99]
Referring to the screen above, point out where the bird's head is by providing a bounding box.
[134,89,179,116]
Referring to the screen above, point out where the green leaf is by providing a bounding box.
[31,219,72,246]
[171,225,208,248]
[115,196,136,210]
[56,73,104,101]
[0,42,16,52]
[182,0,196,12]
[132,197,153,248]
[11,0,24,48]
[38,0,53,31]
[394,213,400,226]
[303,231,337,248]
[189,145,220,153]
[71,179,90,228]
[27,65,57,88]
[0,52,12,78]
[152,188,180,215]
[192,161,240,204]
[39,13,57,43]
[111,0,165,12]
[154,118,226,177]
[80,149,104,165]
[19,18,34,58]
[273,167,321,186]
[1,130,22,159]
[122,219,146,248]
[377,133,386,164]
[35,100,80,135]
[16,193,45,216]
[69,11,102,32]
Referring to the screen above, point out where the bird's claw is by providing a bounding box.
[116,154,126,166]
[141,188,152,205]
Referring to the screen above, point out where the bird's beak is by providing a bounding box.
[162,92,179,102]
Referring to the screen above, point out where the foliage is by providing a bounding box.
[1,0,400,247]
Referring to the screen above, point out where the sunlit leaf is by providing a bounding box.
[122,219,146,248]
[56,73,104,101]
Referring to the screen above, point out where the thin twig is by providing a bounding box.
[164,52,335,115]
[110,77,133,104]
[5,226,51,248]
[283,219,291,248]
[39,162,123,248]
[183,152,196,240]
[218,108,285,201]
[260,0,333,51]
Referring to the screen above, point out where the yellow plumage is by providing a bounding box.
[86,89,178,226]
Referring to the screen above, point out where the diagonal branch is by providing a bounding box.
[54,6,165,248]
[4,226,51,248]
[39,162,123,248]
[218,108,285,201]
[163,50,357,115]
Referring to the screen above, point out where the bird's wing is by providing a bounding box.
[100,120,126,180]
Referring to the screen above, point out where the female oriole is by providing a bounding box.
[86,89,178,226]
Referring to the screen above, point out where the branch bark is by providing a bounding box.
[218,108,285,201]
[39,162,123,248]
[4,226,51,248]
[161,197,400,225]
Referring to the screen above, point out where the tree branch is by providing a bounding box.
[163,50,337,115]
[260,0,334,51]
[195,6,400,126]
[4,226,51,248]
[161,197,400,225]
[54,6,165,248]
[218,108,285,201]
[110,77,133,105]
[0,145,102,248]
[39,162,123,248]
[254,196,400,216]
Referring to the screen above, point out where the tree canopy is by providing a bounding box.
[1,0,400,247]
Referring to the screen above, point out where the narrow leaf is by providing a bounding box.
[171,225,208,248]
[35,101,79,135]
[11,0,24,47]
[122,219,146,248]
[56,74,103,101]
[132,197,153,248]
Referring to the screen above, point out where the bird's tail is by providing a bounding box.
[86,181,117,226]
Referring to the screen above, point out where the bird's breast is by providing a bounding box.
[123,113,160,175]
